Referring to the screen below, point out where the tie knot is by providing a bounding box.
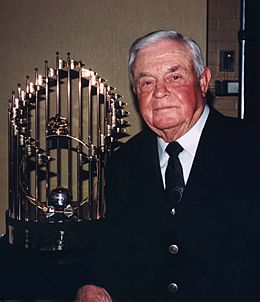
[166,141,183,157]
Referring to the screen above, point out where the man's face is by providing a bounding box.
[132,40,211,142]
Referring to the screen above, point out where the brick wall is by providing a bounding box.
[207,0,240,117]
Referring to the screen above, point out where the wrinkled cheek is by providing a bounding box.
[139,104,153,123]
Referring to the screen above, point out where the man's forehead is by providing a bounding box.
[135,64,184,79]
[133,53,193,78]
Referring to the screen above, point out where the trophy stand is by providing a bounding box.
[7,52,129,252]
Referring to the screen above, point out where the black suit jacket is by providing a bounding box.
[102,108,260,301]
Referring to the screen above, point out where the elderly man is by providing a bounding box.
[78,30,260,302]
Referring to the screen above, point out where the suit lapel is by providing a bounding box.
[139,129,165,192]
[133,130,167,220]
[183,109,224,202]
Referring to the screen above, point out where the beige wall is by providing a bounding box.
[0,0,207,233]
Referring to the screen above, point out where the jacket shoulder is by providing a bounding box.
[109,129,155,161]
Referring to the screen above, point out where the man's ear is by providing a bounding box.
[199,67,212,97]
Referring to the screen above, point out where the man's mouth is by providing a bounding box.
[153,106,176,111]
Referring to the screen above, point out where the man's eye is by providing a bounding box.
[140,79,153,86]
[138,79,155,90]
[172,75,179,80]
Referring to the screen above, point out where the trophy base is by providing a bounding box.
[7,216,105,253]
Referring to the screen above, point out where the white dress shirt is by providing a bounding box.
[157,104,210,187]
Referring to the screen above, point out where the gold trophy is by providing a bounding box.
[8,53,129,251]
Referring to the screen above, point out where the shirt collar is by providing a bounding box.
[157,104,210,158]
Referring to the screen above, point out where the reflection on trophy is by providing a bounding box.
[8,52,129,251]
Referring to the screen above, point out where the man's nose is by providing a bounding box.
[153,81,170,98]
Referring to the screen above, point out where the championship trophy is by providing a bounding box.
[7,52,129,251]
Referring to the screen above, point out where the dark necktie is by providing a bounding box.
[165,141,185,204]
